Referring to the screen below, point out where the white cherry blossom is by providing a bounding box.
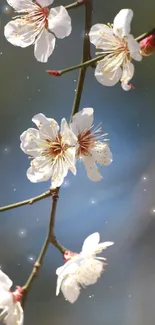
[89,9,142,90]
[0,270,23,325]
[70,107,113,181]
[4,0,71,62]
[56,232,114,303]
[20,113,77,188]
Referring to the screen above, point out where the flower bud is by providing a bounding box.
[140,34,155,56]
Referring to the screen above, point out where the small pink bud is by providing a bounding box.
[47,70,61,76]
[140,34,155,56]
[63,250,78,261]
[12,286,23,302]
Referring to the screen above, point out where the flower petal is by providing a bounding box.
[113,9,133,38]
[0,271,12,291]
[96,241,114,252]
[48,6,71,39]
[34,29,56,63]
[6,0,33,11]
[81,233,100,255]
[127,34,142,61]
[121,61,134,91]
[89,24,113,47]
[51,156,69,188]
[64,148,76,176]
[27,158,53,183]
[76,258,104,286]
[61,276,80,303]
[61,118,77,146]
[32,113,59,140]
[91,143,113,166]
[37,0,54,7]
[56,262,79,296]
[70,108,94,136]
[5,302,24,325]
[20,128,42,157]
[83,156,103,181]
[95,61,122,87]
[4,20,36,48]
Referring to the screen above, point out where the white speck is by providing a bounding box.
[74,79,76,82]
[143,176,147,180]
[74,89,76,92]
[152,209,155,213]
[91,200,95,204]
[62,180,70,188]
[144,189,147,192]
[89,294,94,298]
[13,188,16,192]
[0,52,2,55]
[27,76,29,79]
[28,255,35,263]
[18,229,27,238]
[128,294,132,298]
[4,148,8,152]
[38,89,40,92]
[18,264,21,266]
[5,7,9,10]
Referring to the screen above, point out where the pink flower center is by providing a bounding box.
[77,130,95,156]
[21,2,50,30]
[12,286,23,303]
[44,134,69,158]
[63,251,78,261]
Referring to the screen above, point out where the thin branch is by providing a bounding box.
[47,27,155,78]
[136,28,155,42]
[70,0,93,120]
[21,1,93,308]
[22,189,67,307]
[0,190,51,212]
[47,55,104,77]
[65,1,84,10]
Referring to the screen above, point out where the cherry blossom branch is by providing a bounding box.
[47,27,155,78]
[47,54,104,76]
[22,188,67,307]
[65,1,84,10]
[0,190,52,212]
[70,0,93,119]
[20,0,93,308]
[136,28,155,42]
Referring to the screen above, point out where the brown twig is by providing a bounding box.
[22,188,67,307]
[65,1,84,10]
[21,0,93,308]
[0,190,52,212]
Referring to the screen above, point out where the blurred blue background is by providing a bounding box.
[1,0,155,324]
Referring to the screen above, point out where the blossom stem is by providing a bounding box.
[48,28,155,78]
[65,1,84,10]
[136,28,155,42]
[22,188,67,307]
[70,0,93,120]
[53,55,104,76]
[0,190,52,212]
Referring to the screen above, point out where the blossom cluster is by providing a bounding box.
[4,0,151,90]
[20,108,112,188]
[0,233,113,324]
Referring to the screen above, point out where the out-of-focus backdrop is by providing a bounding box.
[1,1,155,324]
